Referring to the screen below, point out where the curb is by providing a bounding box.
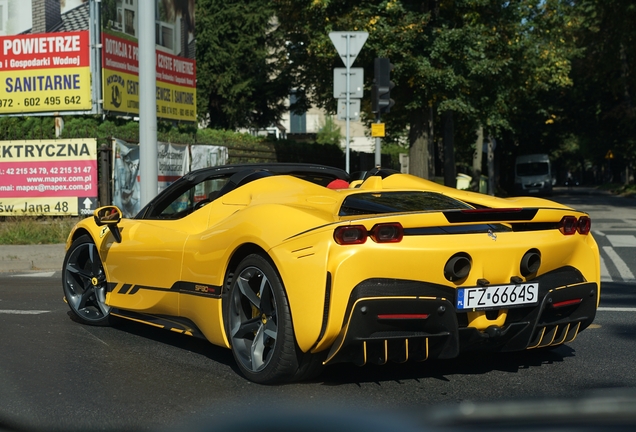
[0,244,66,273]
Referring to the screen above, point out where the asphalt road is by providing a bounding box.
[1,187,635,431]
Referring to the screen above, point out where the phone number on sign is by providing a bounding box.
[0,96,83,109]
[0,166,91,176]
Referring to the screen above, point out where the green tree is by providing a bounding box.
[274,0,580,183]
[196,0,292,130]
[559,0,636,183]
[316,115,342,145]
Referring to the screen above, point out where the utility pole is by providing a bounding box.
[138,0,158,207]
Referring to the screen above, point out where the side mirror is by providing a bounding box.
[94,206,122,243]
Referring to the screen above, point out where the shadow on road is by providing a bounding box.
[107,316,237,368]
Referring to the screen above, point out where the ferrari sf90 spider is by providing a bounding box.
[63,164,599,383]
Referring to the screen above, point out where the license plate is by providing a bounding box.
[456,283,539,310]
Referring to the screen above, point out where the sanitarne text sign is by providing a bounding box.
[0,139,98,216]
[0,31,92,113]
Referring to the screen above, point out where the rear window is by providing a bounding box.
[339,192,471,216]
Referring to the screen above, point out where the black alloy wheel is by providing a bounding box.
[62,234,112,326]
[225,254,301,384]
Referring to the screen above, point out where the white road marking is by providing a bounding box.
[0,310,50,315]
[599,255,612,282]
[81,327,110,346]
[603,246,635,281]
[607,235,636,247]
[598,307,636,312]
[594,230,606,237]
[10,271,56,278]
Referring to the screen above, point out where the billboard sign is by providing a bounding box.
[101,0,196,122]
[0,138,98,216]
[0,1,93,114]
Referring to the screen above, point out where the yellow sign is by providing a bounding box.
[102,33,197,122]
[605,150,614,159]
[371,123,385,137]
[103,68,197,122]
[0,197,79,216]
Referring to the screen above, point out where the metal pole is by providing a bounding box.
[138,0,158,207]
[375,113,381,167]
[345,34,351,174]
[99,144,111,206]
[90,0,102,115]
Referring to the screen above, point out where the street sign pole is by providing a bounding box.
[345,33,351,173]
[329,31,368,173]
[375,113,381,167]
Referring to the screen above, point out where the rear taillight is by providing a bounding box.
[334,225,367,245]
[558,216,591,235]
[577,216,591,235]
[334,223,403,245]
[559,216,578,235]
[370,223,403,243]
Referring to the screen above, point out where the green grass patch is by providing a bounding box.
[614,184,636,197]
[595,183,636,197]
[0,217,80,245]
[596,183,622,191]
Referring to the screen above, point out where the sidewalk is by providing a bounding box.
[0,244,66,273]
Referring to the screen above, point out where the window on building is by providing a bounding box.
[289,92,306,134]
[0,0,7,35]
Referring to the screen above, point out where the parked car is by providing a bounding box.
[515,154,553,195]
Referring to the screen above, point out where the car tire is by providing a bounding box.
[225,253,303,384]
[62,234,113,326]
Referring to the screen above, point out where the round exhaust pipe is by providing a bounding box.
[444,253,472,282]
[520,249,541,277]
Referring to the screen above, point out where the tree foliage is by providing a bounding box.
[195,0,292,130]
[274,0,582,181]
[557,0,636,182]
[316,115,342,145]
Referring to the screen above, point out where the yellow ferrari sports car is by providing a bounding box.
[62,163,600,384]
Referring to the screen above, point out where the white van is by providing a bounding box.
[514,154,552,195]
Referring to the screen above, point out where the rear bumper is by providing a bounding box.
[324,267,598,365]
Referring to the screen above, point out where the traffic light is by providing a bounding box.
[372,57,395,114]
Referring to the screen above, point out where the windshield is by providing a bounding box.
[516,162,550,176]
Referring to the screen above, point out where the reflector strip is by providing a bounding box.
[377,313,430,320]
[551,298,582,308]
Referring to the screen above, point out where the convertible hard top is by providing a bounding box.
[135,163,351,219]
